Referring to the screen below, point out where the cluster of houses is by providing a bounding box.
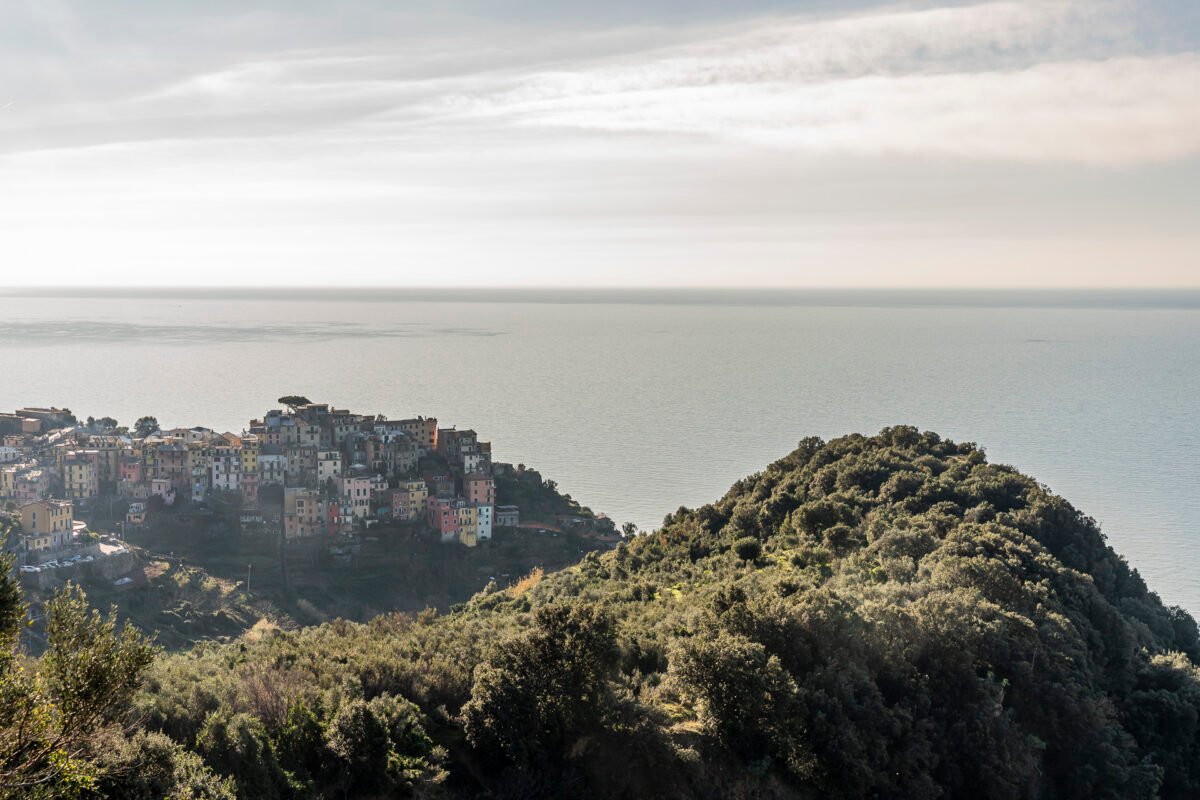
[0,403,522,552]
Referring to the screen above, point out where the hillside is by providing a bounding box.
[22,461,611,653]
[5,427,1200,799]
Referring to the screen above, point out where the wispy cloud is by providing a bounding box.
[0,0,1197,287]
[400,0,1199,165]
[13,0,1188,166]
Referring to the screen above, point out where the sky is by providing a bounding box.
[0,0,1198,288]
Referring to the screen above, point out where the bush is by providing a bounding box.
[463,602,618,772]
[733,537,762,562]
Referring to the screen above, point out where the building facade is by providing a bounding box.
[21,499,73,551]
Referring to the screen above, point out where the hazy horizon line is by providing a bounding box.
[4,286,1200,309]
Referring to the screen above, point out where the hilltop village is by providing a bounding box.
[1,401,610,570]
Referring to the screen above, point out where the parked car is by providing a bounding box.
[19,565,38,573]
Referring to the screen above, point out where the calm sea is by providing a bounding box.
[2,289,1198,611]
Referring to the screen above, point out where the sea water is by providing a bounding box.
[1,288,1197,611]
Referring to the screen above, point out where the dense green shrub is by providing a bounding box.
[34,426,1198,799]
[733,536,761,561]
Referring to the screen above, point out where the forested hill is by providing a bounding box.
[6,427,1200,799]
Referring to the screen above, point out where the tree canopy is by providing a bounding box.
[7,427,1200,798]
[133,416,160,438]
[276,397,312,411]
[0,571,159,798]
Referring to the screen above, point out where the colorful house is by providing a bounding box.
[258,451,287,485]
[21,499,73,551]
[339,475,371,519]
[389,479,429,522]
[154,444,189,491]
[119,453,144,484]
[426,496,460,543]
[465,473,495,506]
[62,450,100,500]
[240,434,260,477]
[283,488,323,539]
[475,502,493,541]
[456,502,478,547]
[15,469,51,503]
[317,449,342,485]
[212,445,242,492]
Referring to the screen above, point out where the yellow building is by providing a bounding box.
[21,499,73,551]
[400,417,438,452]
[391,479,428,522]
[187,443,213,484]
[139,437,161,477]
[456,502,478,548]
[63,451,99,500]
[241,434,260,477]
[0,465,18,499]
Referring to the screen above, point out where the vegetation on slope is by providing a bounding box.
[4,427,1200,798]
[102,524,607,649]
[493,466,599,524]
[40,469,609,654]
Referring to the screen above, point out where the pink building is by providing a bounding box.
[155,444,189,491]
[338,475,371,519]
[425,496,460,542]
[465,473,495,506]
[119,455,144,484]
[326,501,344,535]
[15,469,50,503]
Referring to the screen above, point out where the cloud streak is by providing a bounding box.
[0,0,1197,287]
[3,0,1196,165]
[407,1,1199,165]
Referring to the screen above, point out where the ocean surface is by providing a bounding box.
[2,288,1198,612]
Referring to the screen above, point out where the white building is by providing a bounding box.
[496,505,520,527]
[212,446,242,492]
[317,450,342,485]
[475,503,493,541]
[463,452,487,475]
[259,453,288,485]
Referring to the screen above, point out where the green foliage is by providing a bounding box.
[494,468,596,521]
[45,426,1200,799]
[88,730,235,800]
[133,416,159,439]
[195,711,293,800]
[0,580,157,798]
[732,536,761,561]
[322,694,439,796]
[671,630,811,777]
[463,602,618,773]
